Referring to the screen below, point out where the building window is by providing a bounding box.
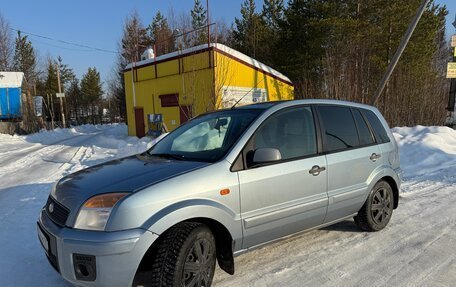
[159,93,179,107]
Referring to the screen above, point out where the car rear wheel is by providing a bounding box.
[150,222,216,287]
[354,180,394,231]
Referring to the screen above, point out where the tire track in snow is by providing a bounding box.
[0,133,93,174]
[0,132,105,188]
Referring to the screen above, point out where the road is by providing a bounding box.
[0,126,123,287]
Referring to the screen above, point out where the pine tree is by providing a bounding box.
[271,0,448,125]
[43,60,59,123]
[122,11,151,64]
[11,31,38,131]
[111,11,150,122]
[148,11,175,55]
[277,0,327,87]
[45,60,59,97]
[12,31,37,83]
[81,67,103,124]
[233,0,267,60]
[66,78,82,123]
[191,0,207,45]
[262,0,284,31]
[56,56,75,89]
[260,0,284,66]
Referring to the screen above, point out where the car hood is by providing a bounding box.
[51,154,210,223]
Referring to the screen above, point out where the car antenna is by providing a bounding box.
[230,92,250,109]
[230,85,262,110]
[230,78,265,109]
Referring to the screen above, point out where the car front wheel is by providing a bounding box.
[150,222,217,287]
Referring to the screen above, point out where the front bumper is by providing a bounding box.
[38,208,159,287]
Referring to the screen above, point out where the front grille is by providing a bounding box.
[46,196,70,226]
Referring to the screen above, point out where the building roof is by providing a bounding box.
[125,43,292,85]
[0,72,24,88]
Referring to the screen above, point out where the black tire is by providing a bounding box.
[150,222,217,287]
[354,180,394,232]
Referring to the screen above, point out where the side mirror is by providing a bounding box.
[252,148,282,165]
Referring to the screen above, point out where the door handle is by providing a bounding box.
[370,153,381,162]
[309,165,326,176]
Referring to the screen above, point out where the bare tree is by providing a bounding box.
[0,14,13,71]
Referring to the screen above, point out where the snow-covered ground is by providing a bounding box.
[0,124,454,286]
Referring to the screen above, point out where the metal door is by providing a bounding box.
[134,107,145,138]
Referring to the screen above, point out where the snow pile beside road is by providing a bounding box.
[0,123,160,160]
[24,124,109,144]
[392,126,456,179]
[0,124,165,187]
[115,131,168,159]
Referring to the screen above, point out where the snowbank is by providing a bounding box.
[392,126,456,179]
[0,124,167,173]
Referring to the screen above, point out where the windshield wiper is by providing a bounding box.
[150,153,185,161]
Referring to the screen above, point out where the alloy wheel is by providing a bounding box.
[370,187,393,225]
[182,238,215,287]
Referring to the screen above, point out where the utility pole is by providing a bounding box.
[47,93,54,129]
[207,0,210,47]
[370,0,430,106]
[56,63,66,127]
[131,54,136,108]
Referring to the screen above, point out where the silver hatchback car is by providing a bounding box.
[37,100,401,287]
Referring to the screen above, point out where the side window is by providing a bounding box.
[353,109,374,146]
[318,106,359,152]
[251,106,317,160]
[361,109,390,143]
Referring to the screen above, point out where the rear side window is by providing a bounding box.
[353,109,374,146]
[318,106,359,152]
[361,109,390,143]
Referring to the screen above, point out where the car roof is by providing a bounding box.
[234,99,376,111]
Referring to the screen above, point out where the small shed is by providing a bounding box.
[0,72,24,120]
[124,44,294,137]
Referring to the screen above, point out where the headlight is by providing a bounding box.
[74,193,129,231]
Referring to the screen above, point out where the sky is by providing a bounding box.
[0,0,455,90]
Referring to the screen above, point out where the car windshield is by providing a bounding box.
[147,109,263,162]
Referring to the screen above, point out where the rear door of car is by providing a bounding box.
[316,105,382,223]
[237,106,328,249]
[360,108,396,168]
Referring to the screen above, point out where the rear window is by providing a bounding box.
[361,109,390,143]
[318,106,359,152]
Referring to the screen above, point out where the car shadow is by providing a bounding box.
[321,219,364,233]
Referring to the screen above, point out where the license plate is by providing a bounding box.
[37,224,49,253]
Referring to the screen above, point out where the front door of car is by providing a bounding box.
[238,106,328,249]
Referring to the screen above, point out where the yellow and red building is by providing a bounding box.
[124,44,294,137]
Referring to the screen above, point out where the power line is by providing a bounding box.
[9,27,118,54]
[28,36,99,52]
